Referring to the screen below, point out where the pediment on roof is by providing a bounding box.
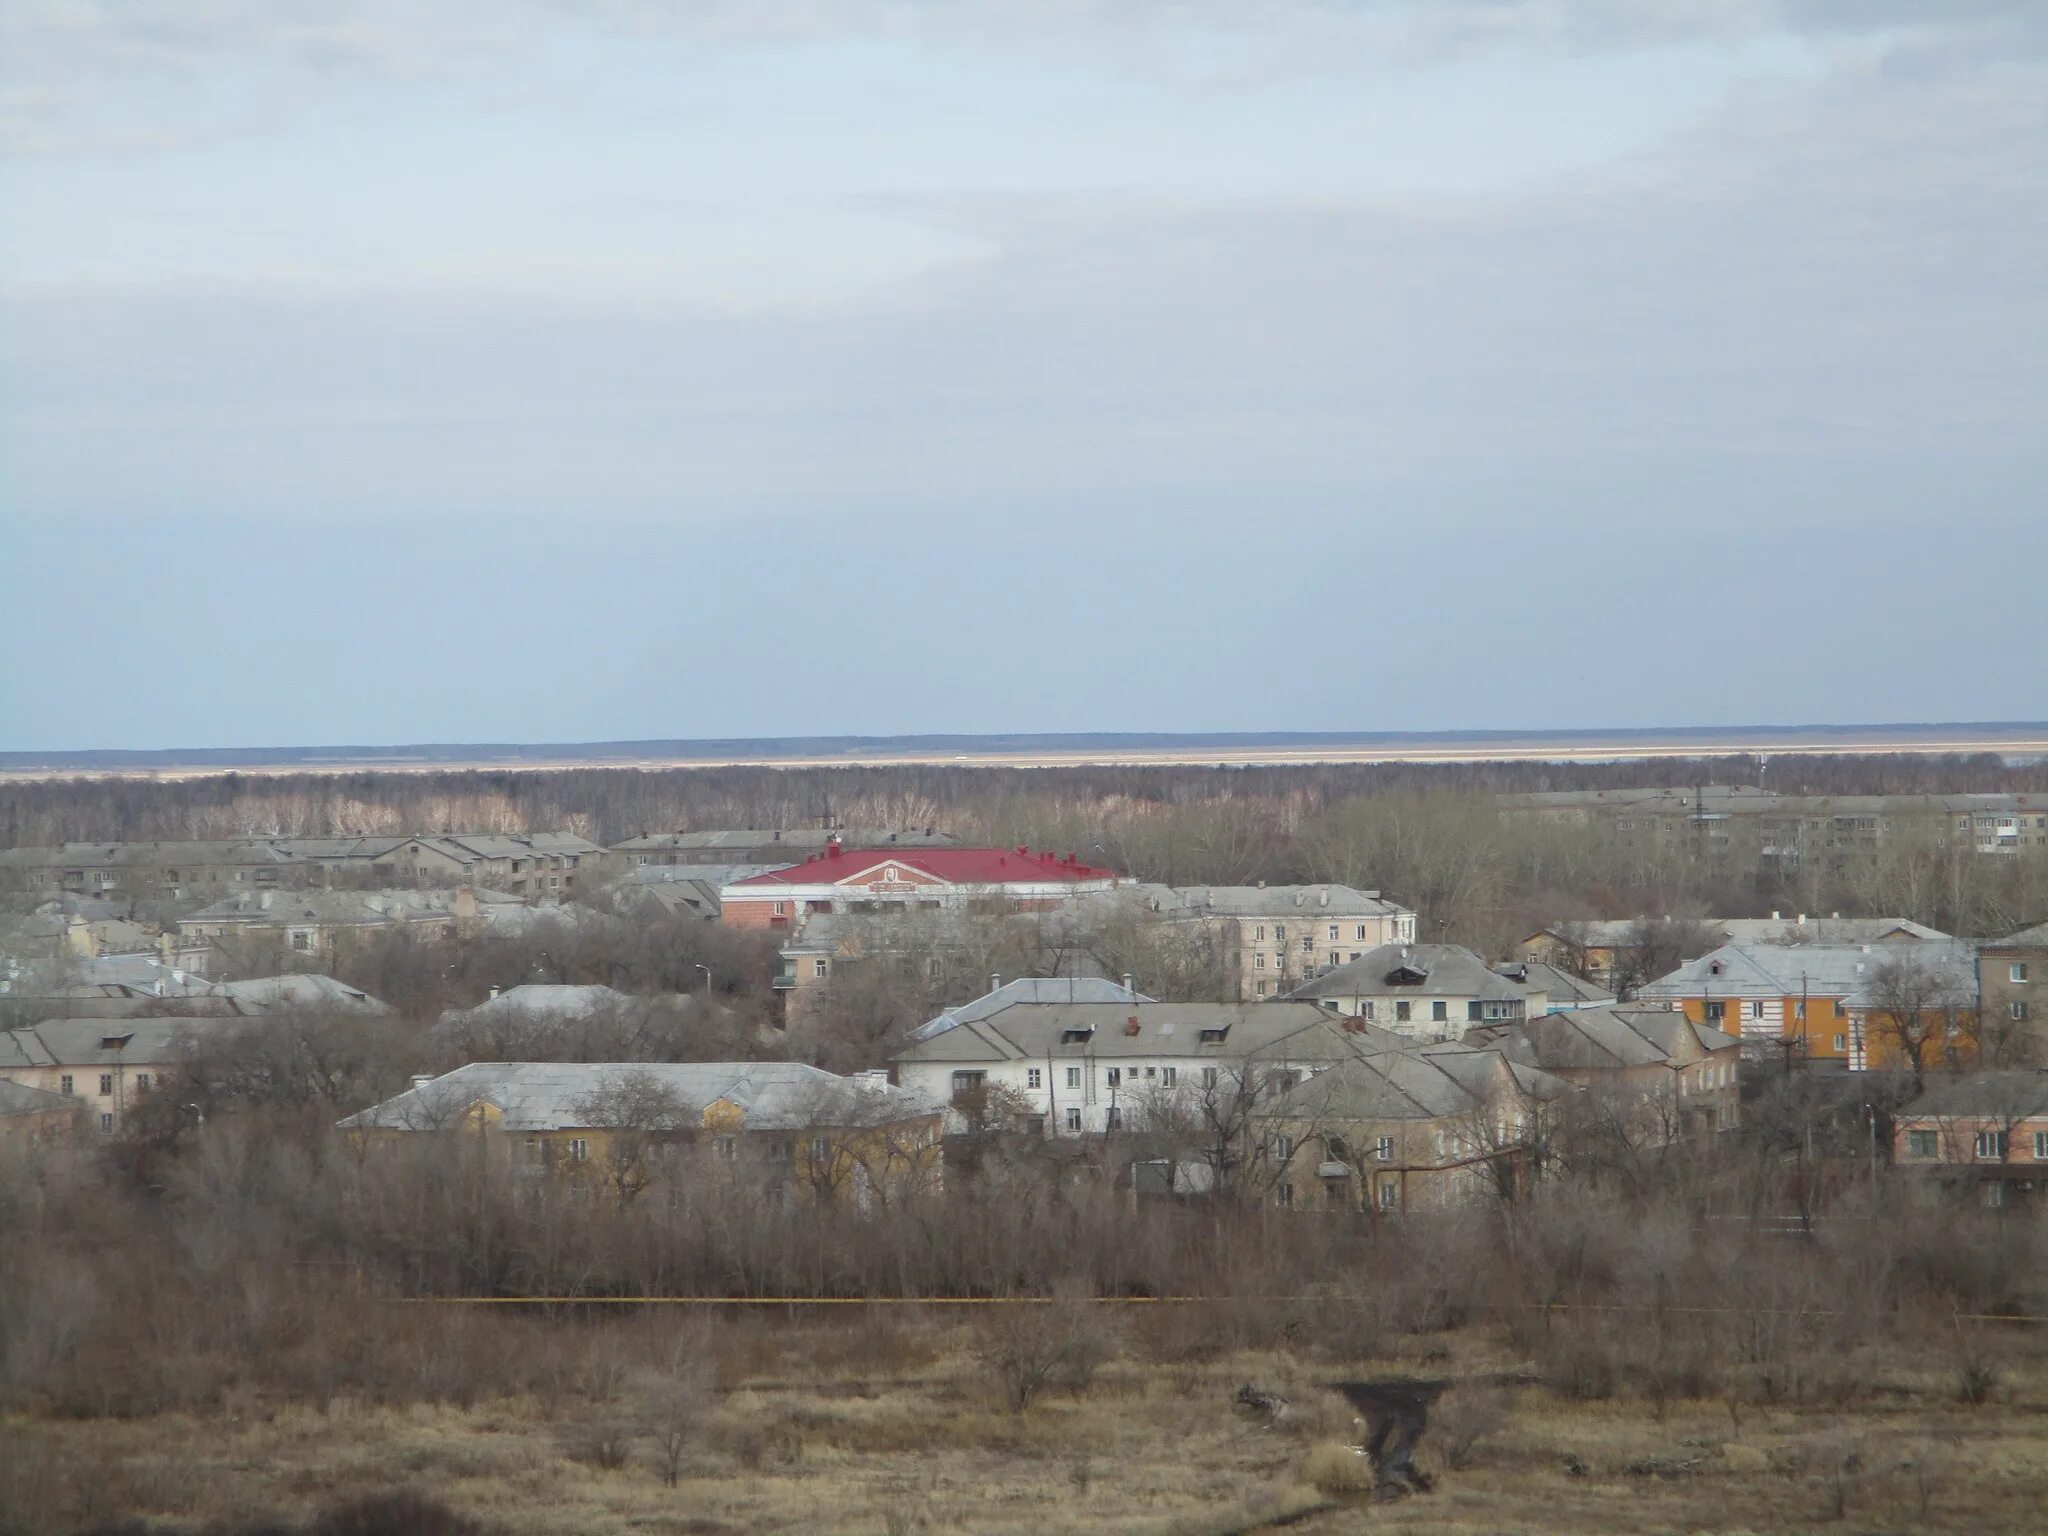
[702,1098,744,1131]
[1384,964,1429,986]
[834,860,948,892]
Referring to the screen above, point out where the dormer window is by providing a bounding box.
[1059,1027,1094,1044]
[1198,1026,1230,1044]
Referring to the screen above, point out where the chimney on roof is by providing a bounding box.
[1832,912,1841,920]
[1124,1016,1141,1036]
[1293,892,1303,906]
[1797,913,1806,926]
[1771,910,1781,921]
[989,972,1001,994]
[1318,890,1329,906]
[1121,972,1135,993]
[487,985,500,1000]
[1257,879,1265,890]
[259,890,272,911]
[410,1073,434,1092]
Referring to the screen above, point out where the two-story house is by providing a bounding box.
[1892,1071,2048,1208]
[1285,944,1538,1040]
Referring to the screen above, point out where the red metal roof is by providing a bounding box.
[727,846,1121,889]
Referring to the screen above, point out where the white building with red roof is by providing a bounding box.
[719,841,1124,931]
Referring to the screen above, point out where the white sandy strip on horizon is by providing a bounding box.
[2,737,2046,781]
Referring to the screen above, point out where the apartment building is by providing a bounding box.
[0,832,607,900]
[1467,1005,1741,1132]
[180,885,525,961]
[891,999,1405,1137]
[0,1017,239,1133]
[1255,1046,1572,1212]
[1500,788,2048,870]
[1286,944,1539,1040]
[1977,920,2048,1064]
[1893,1071,2048,1208]
[1101,884,1418,1000]
[721,843,1123,931]
[341,1061,945,1206]
[1517,914,1949,989]
[1636,940,1979,1070]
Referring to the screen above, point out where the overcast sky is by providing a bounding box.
[1,2,2043,751]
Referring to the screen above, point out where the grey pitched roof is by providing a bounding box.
[1988,920,2048,948]
[612,829,958,854]
[1637,941,1978,1007]
[1529,916,1949,949]
[1258,1048,1570,1123]
[1898,1071,2048,1123]
[1287,944,1528,1002]
[183,887,523,926]
[439,984,636,1025]
[0,1016,246,1069]
[217,974,386,1012]
[1469,1006,1738,1074]
[894,1001,1406,1066]
[1492,962,1615,1008]
[339,1061,941,1133]
[911,976,1155,1042]
[1114,883,1410,918]
[0,1079,77,1118]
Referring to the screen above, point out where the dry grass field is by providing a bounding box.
[5,1310,2046,1536]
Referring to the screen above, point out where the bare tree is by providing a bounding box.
[570,1072,694,1205]
[1863,951,1977,1089]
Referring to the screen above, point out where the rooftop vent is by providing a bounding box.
[1123,1017,1141,1037]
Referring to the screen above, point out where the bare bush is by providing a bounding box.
[974,1294,1120,1412]
[1431,1385,1511,1470]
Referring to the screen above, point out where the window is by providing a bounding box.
[1106,1067,1122,1089]
[1395,1001,1412,1022]
[136,1073,151,1092]
[1361,1001,1375,1020]
[1467,1000,1482,1022]
[290,931,312,952]
[2013,1001,2030,1021]
[1254,925,1265,941]
[2012,963,2029,983]
[1026,1068,1042,1090]
[1355,925,1368,941]
[1202,1067,1219,1089]
[2034,1131,2048,1161]
[713,1135,737,1160]
[567,1137,589,1161]
[1065,1107,1082,1131]
[1144,1066,1156,1079]
[1162,1066,1177,1087]
[1105,1106,1121,1131]
[1833,1034,1847,1052]
[1975,1130,2008,1161]
[1254,979,1268,997]
[810,1136,829,1163]
[1747,1000,1765,1020]
[1275,1181,1294,1208]
[1907,1130,1937,1159]
[950,1070,986,1098]
[1330,952,1340,967]
[1704,1001,1725,1021]
[99,1074,113,1096]
[100,1113,114,1133]
[1328,925,1339,941]
[813,958,828,977]
[772,901,786,916]
[1431,1000,1448,1022]
[1274,926,1285,941]
[1301,937,1314,953]
[1254,953,1266,970]
[1065,1067,1082,1089]
[1375,1136,1394,1161]
[59,1075,73,1095]
[1377,1183,1399,1212]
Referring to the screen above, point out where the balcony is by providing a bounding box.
[771,969,797,991]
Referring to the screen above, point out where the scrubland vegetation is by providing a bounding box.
[5,1102,2048,1534]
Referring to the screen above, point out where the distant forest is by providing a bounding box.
[9,752,2048,946]
[4,753,2044,851]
